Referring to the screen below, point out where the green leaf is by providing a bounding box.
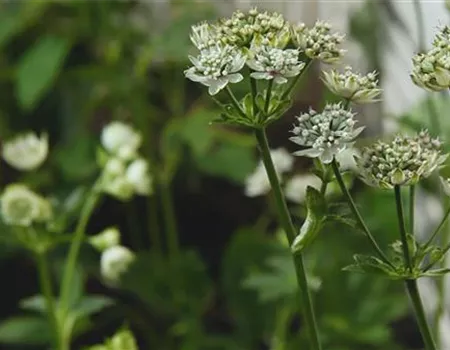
[422,268,450,277]
[16,35,71,110]
[292,186,326,253]
[72,295,114,319]
[0,316,51,345]
[19,295,46,313]
[344,254,401,279]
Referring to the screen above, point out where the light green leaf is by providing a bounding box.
[292,186,326,253]
[0,316,51,345]
[19,295,46,313]
[16,35,71,110]
[73,295,115,319]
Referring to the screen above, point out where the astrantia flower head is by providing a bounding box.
[411,48,450,91]
[2,132,48,171]
[292,20,345,63]
[125,158,153,195]
[357,130,445,189]
[89,226,121,252]
[101,245,135,286]
[184,44,246,95]
[101,122,142,160]
[0,184,51,227]
[190,22,219,50]
[289,103,363,164]
[432,25,450,50]
[245,148,293,197]
[216,8,290,48]
[247,46,305,84]
[285,174,322,204]
[322,66,381,103]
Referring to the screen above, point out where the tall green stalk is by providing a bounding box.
[394,185,437,350]
[254,128,322,350]
[160,181,179,258]
[36,251,62,350]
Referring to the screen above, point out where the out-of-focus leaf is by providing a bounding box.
[19,295,46,313]
[16,35,71,110]
[0,316,51,345]
[72,295,115,319]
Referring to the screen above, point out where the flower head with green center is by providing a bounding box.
[322,66,381,103]
[292,20,345,63]
[411,47,450,91]
[216,8,290,48]
[247,45,305,84]
[101,245,135,286]
[0,184,51,227]
[357,130,445,189]
[289,103,363,164]
[2,132,48,171]
[184,44,246,95]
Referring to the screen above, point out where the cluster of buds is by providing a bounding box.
[0,184,52,227]
[411,26,450,91]
[292,21,346,63]
[99,121,153,201]
[322,66,381,103]
[2,131,48,171]
[185,8,345,97]
[357,130,445,189]
[289,103,363,164]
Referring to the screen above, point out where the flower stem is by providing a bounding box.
[281,59,312,100]
[254,128,322,350]
[264,79,274,114]
[409,185,416,234]
[160,181,179,258]
[423,205,450,250]
[405,279,438,350]
[250,76,258,114]
[331,159,394,267]
[59,188,100,323]
[225,86,247,119]
[394,186,413,271]
[35,250,62,350]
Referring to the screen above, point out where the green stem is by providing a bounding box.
[426,97,441,138]
[160,181,179,258]
[405,279,438,350]
[423,206,450,250]
[250,76,258,115]
[225,86,247,119]
[254,128,322,350]
[331,159,394,266]
[60,188,100,320]
[409,185,416,235]
[264,79,274,114]
[413,0,426,53]
[281,59,312,100]
[148,194,162,252]
[394,185,413,271]
[36,251,62,350]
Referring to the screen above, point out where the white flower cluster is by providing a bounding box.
[247,46,305,84]
[322,66,381,103]
[411,26,450,91]
[289,104,363,164]
[0,184,52,227]
[357,131,445,189]
[2,132,48,171]
[185,8,345,96]
[90,226,135,286]
[245,148,293,197]
[292,21,345,63]
[100,121,153,201]
[285,174,321,204]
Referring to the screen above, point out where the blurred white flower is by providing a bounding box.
[101,122,142,159]
[335,147,360,172]
[245,148,293,197]
[104,158,126,177]
[101,175,135,202]
[1,184,51,226]
[101,245,135,285]
[184,44,246,95]
[2,132,48,171]
[285,174,321,204]
[126,158,153,195]
[89,226,121,252]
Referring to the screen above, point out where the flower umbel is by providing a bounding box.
[357,131,445,189]
[292,20,345,63]
[190,22,219,50]
[101,121,142,160]
[247,46,305,84]
[289,103,363,164]
[100,245,135,286]
[322,66,381,103]
[0,184,51,227]
[2,132,48,171]
[89,226,121,252]
[185,44,246,95]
